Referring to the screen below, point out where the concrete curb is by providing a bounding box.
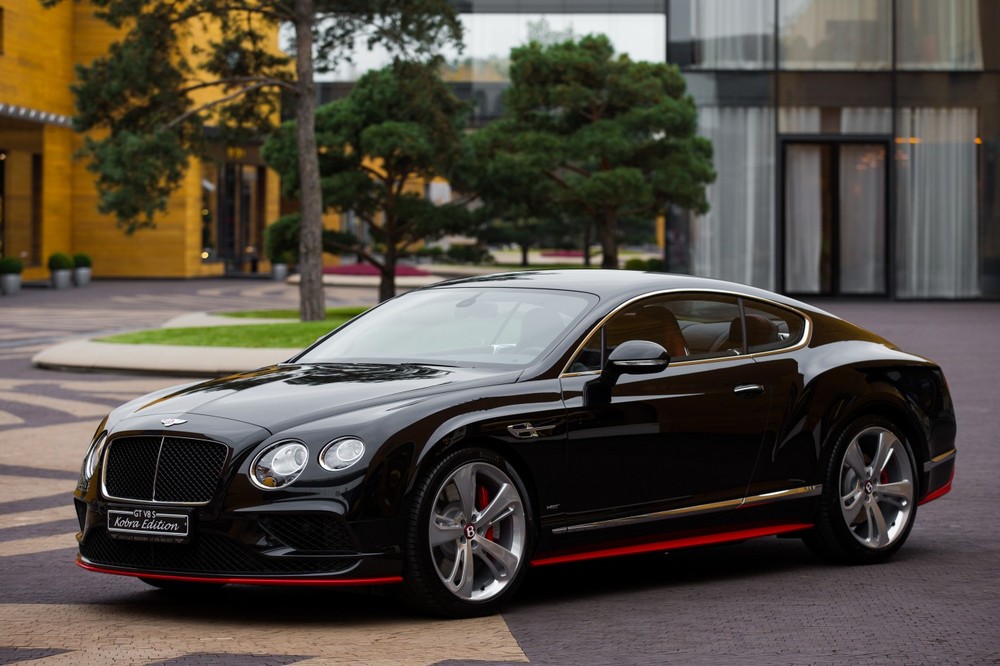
[32,339,301,378]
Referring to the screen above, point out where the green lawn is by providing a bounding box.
[218,306,369,319]
[97,313,364,348]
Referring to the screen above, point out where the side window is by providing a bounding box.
[567,293,744,372]
[742,300,807,354]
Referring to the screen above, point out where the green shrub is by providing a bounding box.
[263,214,300,264]
[73,253,93,268]
[624,257,647,271]
[0,257,23,274]
[645,257,665,272]
[445,244,494,265]
[47,252,74,271]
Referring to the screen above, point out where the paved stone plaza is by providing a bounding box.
[0,279,997,664]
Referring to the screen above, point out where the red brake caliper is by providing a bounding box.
[476,485,495,541]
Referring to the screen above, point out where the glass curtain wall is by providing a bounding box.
[675,0,994,297]
[895,107,980,298]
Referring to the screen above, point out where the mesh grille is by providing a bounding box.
[258,515,358,553]
[104,436,228,504]
[80,529,358,576]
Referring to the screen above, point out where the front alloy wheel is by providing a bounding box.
[807,416,918,564]
[405,448,532,617]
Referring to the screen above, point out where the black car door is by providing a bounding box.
[557,293,773,529]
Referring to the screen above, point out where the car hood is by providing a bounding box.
[119,363,521,433]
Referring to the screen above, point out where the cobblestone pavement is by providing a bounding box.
[0,281,997,665]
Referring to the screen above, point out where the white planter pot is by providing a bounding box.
[51,269,72,290]
[0,274,21,296]
[73,266,92,286]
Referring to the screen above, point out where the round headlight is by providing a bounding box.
[319,437,365,471]
[251,441,308,489]
[82,431,108,482]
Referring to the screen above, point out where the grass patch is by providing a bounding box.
[98,318,358,348]
[218,306,369,319]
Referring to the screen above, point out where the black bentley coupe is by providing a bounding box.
[74,270,956,616]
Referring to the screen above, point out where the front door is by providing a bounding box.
[783,141,889,295]
[558,293,772,531]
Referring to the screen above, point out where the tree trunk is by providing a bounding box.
[597,212,618,269]
[519,242,530,267]
[582,223,592,267]
[379,241,397,302]
[293,0,325,321]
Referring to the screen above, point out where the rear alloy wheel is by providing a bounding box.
[807,416,918,564]
[404,448,532,617]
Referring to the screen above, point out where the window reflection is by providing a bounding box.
[779,0,890,70]
[896,0,983,70]
[670,0,775,70]
[312,14,666,83]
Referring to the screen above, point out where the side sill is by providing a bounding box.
[530,523,814,567]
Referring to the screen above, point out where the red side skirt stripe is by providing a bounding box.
[530,523,814,567]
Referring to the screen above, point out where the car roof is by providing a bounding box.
[429,269,821,314]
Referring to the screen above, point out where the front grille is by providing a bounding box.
[80,529,358,576]
[103,436,228,504]
[259,515,358,553]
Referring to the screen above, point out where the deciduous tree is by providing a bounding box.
[42,0,460,319]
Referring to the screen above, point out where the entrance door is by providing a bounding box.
[783,141,888,295]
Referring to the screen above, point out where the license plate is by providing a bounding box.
[108,508,189,542]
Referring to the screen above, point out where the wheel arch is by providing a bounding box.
[406,433,542,532]
[819,389,929,499]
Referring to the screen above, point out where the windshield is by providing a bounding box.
[297,287,598,367]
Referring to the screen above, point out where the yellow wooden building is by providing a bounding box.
[0,1,281,282]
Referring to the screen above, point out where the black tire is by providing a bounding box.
[403,447,534,617]
[805,416,919,564]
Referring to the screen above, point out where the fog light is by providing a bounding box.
[251,441,308,489]
[320,437,365,471]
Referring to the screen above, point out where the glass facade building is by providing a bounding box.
[313,0,999,298]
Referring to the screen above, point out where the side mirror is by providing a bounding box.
[585,340,670,406]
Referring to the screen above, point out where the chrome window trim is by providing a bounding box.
[552,485,823,534]
[559,288,814,377]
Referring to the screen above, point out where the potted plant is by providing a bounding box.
[73,253,93,286]
[0,256,23,296]
[264,215,299,281]
[48,252,74,289]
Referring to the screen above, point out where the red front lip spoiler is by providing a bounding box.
[76,557,403,587]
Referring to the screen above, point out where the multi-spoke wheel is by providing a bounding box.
[806,416,918,564]
[404,448,533,617]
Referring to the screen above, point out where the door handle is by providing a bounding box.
[733,384,765,397]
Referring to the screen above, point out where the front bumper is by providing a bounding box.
[75,497,405,584]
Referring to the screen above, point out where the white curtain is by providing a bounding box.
[779,0,891,70]
[839,145,886,293]
[691,107,775,289]
[778,107,821,133]
[896,108,980,298]
[784,145,823,293]
[897,0,983,70]
[841,107,893,134]
[691,0,775,69]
